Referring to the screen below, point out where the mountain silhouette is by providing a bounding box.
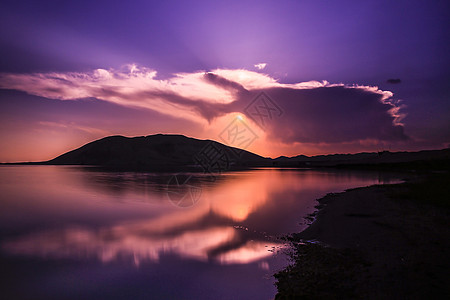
[4,134,448,171]
[46,134,269,171]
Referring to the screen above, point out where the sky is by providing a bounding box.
[0,0,449,162]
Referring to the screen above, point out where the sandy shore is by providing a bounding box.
[275,174,450,299]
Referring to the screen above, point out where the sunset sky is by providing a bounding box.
[0,0,449,162]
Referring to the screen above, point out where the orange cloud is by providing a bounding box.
[0,65,407,148]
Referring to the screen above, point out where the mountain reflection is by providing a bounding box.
[1,167,400,266]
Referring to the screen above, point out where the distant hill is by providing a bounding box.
[46,134,270,171]
[274,148,450,170]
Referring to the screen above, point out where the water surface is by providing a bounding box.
[0,166,401,299]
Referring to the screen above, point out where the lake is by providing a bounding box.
[0,166,402,299]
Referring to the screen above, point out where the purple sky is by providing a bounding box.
[0,0,449,162]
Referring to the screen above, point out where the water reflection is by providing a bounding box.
[0,166,403,299]
[4,225,269,266]
[1,166,401,268]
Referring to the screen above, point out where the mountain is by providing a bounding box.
[46,134,270,171]
[5,134,448,171]
[273,148,450,169]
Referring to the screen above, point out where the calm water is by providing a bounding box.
[0,166,402,299]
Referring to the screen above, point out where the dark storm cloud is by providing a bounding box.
[243,86,408,143]
[201,73,408,144]
[387,79,402,84]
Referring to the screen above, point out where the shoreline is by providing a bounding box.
[275,173,450,299]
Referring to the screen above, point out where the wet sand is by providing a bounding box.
[275,173,450,299]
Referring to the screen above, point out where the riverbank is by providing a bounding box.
[275,172,450,299]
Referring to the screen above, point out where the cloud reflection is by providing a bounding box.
[2,223,279,267]
[1,168,400,267]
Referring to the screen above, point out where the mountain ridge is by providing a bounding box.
[45,134,270,171]
[3,134,450,171]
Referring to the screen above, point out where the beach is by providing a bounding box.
[275,173,450,299]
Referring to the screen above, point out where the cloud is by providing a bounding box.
[253,86,407,143]
[254,63,267,70]
[0,65,408,145]
[37,121,110,136]
[387,78,401,84]
[0,65,236,123]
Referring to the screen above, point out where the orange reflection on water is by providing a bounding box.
[3,225,239,266]
[205,171,273,221]
[0,166,400,266]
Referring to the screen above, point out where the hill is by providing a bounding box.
[46,134,269,171]
[274,148,450,170]
[4,134,449,171]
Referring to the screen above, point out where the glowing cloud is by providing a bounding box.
[254,63,267,70]
[0,65,407,145]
